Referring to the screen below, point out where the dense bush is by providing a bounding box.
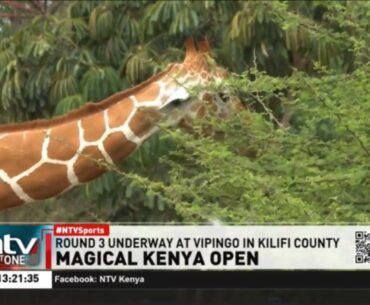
[0,1,368,222]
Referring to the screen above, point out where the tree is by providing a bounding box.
[0,0,369,223]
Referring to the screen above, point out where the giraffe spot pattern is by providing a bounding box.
[135,83,160,103]
[129,108,162,138]
[0,180,23,209]
[48,122,80,160]
[103,132,137,163]
[73,146,107,183]
[0,130,45,178]
[108,98,134,129]
[18,163,70,200]
[0,65,211,209]
[81,112,106,142]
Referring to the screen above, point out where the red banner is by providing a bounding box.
[53,224,109,236]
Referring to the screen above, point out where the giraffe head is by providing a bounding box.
[137,37,235,130]
[161,38,232,125]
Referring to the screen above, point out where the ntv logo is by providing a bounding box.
[0,235,38,266]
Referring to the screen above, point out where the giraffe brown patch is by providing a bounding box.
[0,130,45,178]
[135,83,160,103]
[0,180,23,209]
[129,108,162,138]
[73,146,107,183]
[48,122,79,161]
[81,112,105,142]
[108,99,134,129]
[103,132,137,163]
[18,163,70,200]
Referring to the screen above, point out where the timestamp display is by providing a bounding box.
[0,272,39,283]
[0,271,52,289]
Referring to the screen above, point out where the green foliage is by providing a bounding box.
[0,1,369,223]
[81,65,122,101]
[151,63,370,223]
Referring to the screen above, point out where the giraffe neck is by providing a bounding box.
[0,87,165,210]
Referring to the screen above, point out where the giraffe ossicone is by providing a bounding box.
[0,38,229,210]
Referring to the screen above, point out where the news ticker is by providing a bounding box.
[3,270,370,289]
[1,224,370,272]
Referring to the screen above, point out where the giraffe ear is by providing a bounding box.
[184,37,197,59]
[197,38,211,53]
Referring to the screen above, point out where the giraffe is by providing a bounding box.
[0,38,230,210]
